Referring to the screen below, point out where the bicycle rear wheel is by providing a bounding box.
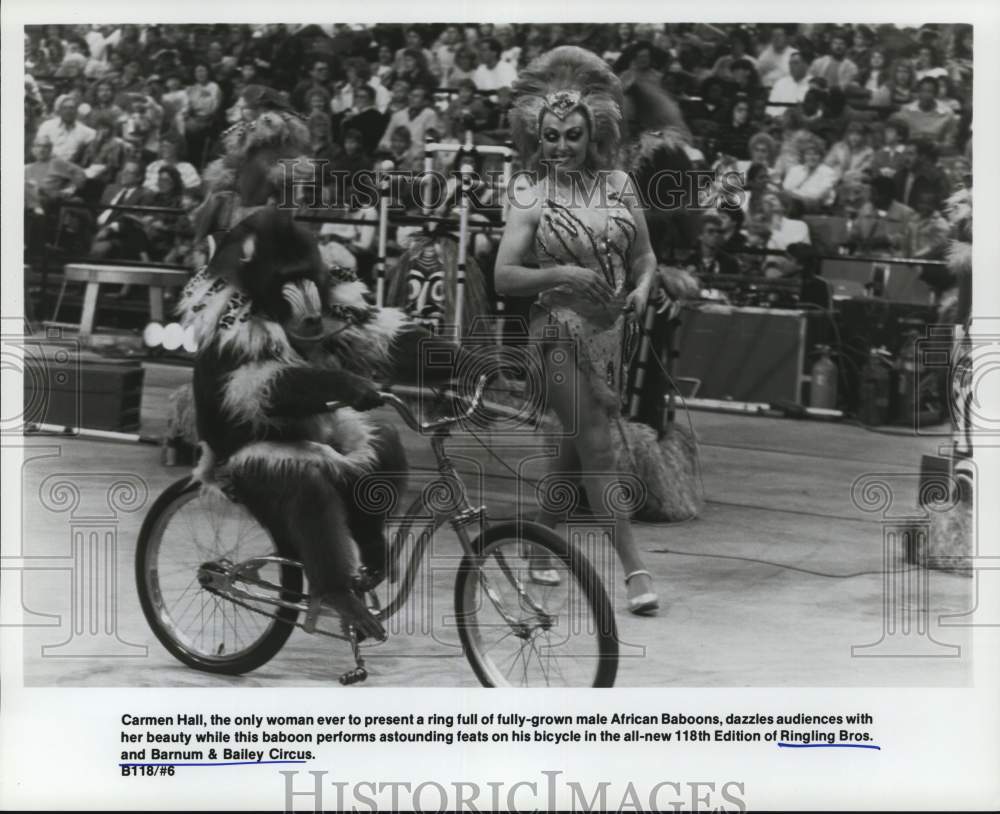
[455,521,618,687]
[135,477,302,675]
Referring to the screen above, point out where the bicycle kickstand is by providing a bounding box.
[339,625,368,686]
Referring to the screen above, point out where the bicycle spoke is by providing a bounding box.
[145,487,290,665]
[458,531,617,687]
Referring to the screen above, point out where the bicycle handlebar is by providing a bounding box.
[325,373,491,433]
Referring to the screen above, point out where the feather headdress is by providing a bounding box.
[510,46,624,172]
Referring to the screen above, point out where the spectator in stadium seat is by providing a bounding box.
[112,60,147,106]
[846,48,892,109]
[374,44,396,86]
[712,28,758,82]
[307,111,339,171]
[449,46,479,88]
[394,28,436,78]
[727,58,762,102]
[142,134,201,193]
[390,49,437,94]
[763,192,810,251]
[380,125,420,173]
[947,25,973,87]
[686,76,728,130]
[84,80,125,129]
[913,44,941,81]
[80,112,129,193]
[904,188,951,260]
[782,136,838,212]
[807,86,855,147]
[766,49,810,118]
[292,59,334,113]
[870,117,909,179]
[737,131,779,179]
[847,174,914,256]
[886,60,916,107]
[144,164,186,261]
[340,85,388,156]
[496,25,521,69]
[773,108,815,181]
[337,59,391,115]
[808,30,858,90]
[715,97,755,160]
[847,25,874,68]
[756,25,794,87]
[741,162,776,220]
[90,159,155,263]
[897,76,958,148]
[684,213,742,277]
[328,129,373,206]
[473,38,517,91]
[824,120,873,185]
[121,92,164,164]
[161,74,190,135]
[377,84,442,155]
[432,25,462,88]
[385,79,411,116]
[715,205,748,254]
[894,139,950,209]
[184,63,222,168]
[36,95,96,164]
[444,79,491,138]
[25,134,87,212]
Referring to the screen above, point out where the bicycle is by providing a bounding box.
[135,375,620,687]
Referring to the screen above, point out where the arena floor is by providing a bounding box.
[13,362,974,688]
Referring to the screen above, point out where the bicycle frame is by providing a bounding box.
[369,387,491,623]
[198,376,495,637]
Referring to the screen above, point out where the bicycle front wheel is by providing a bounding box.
[455,522,618,687]
[135,477,302,675]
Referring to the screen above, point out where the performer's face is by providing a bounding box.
[540,111,589,173]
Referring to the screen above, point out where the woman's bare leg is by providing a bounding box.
[535,433,582,529]
[540,342,658,613]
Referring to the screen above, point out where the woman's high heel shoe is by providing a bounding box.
[624,570,659,615]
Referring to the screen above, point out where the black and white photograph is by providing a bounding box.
[2,1,998,811]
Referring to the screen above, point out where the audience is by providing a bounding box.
[23,22,973,286]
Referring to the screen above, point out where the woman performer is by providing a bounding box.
[494,46,663,615]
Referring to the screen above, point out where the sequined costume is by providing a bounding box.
[531,180,640,414]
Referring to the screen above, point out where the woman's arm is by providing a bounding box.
[493,193,567,296]
[494,182,614,301]
[612,169,657,303]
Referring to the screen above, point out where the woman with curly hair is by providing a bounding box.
[886,59,917,107]
[782,134,839,212]
[847,47,893,109]
[495,46,698,615]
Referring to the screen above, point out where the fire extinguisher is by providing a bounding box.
[809,345,838,410]
[858,347,892,426]
[894,330,920,426]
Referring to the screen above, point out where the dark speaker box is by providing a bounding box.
[24,356,144,432]
[675,306,829,405]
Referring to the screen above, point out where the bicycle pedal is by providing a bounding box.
[339,667,368,685]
